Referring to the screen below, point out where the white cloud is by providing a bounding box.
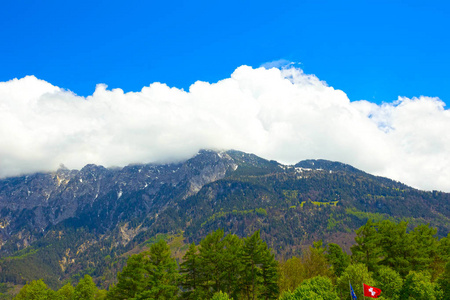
[0,67,449,192]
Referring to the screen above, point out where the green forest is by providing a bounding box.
[3,219,449,300]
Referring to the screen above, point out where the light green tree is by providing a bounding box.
[55,282,74,300]
[374,266,402,300]
[302,241,332,279]
[211,291,231,300]
[74,275,97,300]
[14,279,52,300]
[399,271,438,300]
[291,276,339,300]
[278,256,306,294]
[337,263,375,299]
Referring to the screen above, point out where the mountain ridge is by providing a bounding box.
[0,149,448,289]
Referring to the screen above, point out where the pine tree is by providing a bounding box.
[136,239,179,300]
[351,219,381,272]
[107,239,178,300]
[259,246,279,300]
[198,229,226,298]
[180,243,204,300]
[240,230,265,300]
[220,234,243,299]
[326,243,350,278]
[107,253,146,299]
[377,220,412,276]
[240,230,278,300]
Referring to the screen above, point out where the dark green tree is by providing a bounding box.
[436,262,450,300]
[259,244,279,300]
[220,234,243,299]
[240,230,278,300]
[197,229,226,298]
[107,254,145,299]
[409,224,438,272]
[326,243,350,278]
[107,239,178,300]
[180,243,204,300]
[135,239,179,300]
[351,219,381,273]
[377,220,413,276]
[240,230,265,300]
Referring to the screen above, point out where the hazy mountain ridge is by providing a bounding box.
[0,149,448,289]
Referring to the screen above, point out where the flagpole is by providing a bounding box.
[362,283,366,300]
[349,281,352,300]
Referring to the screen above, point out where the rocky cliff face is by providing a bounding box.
[0,150,237,251]
[0,149,448,289]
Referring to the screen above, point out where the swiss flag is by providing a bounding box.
[363,283,382,298]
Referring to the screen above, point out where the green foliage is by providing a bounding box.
[278,256,306,294]
[14,279,52,300]
[351,219,442,278]
[211,291,231,300]
[400,271,438,300]
[107,252,146,299]
[240,230,279,300]
[293,276,339,300]
[325,243,350,278]
[74,275,97,300]
[278,276,339,300]
[409,224,438,272]
[351,219,382,272]
[180,229,279,300]
[336,263,375,299]
[9,220,448,300]
[436,262,450,300]
[107,239,178,300]
[374,266,403,300]
[180,243,202,299]
[55,282,74,300]
[377,220,415,276]
[302,241,332,279]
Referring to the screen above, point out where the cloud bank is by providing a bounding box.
[1,66,449,192]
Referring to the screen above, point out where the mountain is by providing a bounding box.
[0,150,449,289]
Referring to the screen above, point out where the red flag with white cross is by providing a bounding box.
[363,283,382,298]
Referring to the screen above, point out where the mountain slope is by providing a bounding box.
[0,150,448,289]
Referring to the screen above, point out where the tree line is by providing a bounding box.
[7,220,450,299]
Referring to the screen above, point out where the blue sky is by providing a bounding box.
[1,0,449,104]
[1,0,450,191]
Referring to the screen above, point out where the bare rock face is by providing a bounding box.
[0,150,237,251]
[0,149,449,289]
